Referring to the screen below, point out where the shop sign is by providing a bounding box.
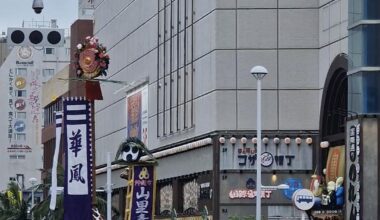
[15,77,26,89]
[200,182,211,199]
[229,189,273,199]
[220,138,312,170]
[292,189,315,211]
[346,122,360,220]
[8,69,14,142]
[130,165,156,220]
[7,144,32,153]
[14,120,26,132]
[311,209,343,219]
[16,60,34,66]
[15,99,26,110]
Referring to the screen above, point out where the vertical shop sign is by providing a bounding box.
[129,165,156,220]
[8,69,14,142]
[346,121,360,220]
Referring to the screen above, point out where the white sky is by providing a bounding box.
[0,0,78,35]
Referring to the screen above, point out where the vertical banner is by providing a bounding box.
[346,120,360,220]
[63,98,92,220]
[126,85,149,145]
[50,112,62,210]
[129,165,156,220]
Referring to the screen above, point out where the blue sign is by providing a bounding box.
[14,120,25,132]
[283,178,303,200]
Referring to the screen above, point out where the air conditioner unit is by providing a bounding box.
[7,27,65,47]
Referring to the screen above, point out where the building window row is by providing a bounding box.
[156,0,195,137]
[44,99,62,126]
[9,155,26,160]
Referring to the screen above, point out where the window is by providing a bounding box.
[14,133,26,141]
[15,68,27,76]
[43,69,55,78]
[14,90,26,97]
[45,47,55,55]
[15,112,27,119]
[9,155,25,160]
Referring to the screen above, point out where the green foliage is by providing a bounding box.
[32,164,120,219]
[0,181,28,220]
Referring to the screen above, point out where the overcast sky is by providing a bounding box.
[0,0,78,36]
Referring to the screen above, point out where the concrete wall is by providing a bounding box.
[92,0,347,166]
[92,0,321,165]
[0,44,69,190]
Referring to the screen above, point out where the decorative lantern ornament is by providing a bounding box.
[75,36,110,79]
[230,137,237,144]
[295,137,302,145]
[241,137,248,144]
[284,137,291,145]
[273,137,280,145]
[306,137,313,145]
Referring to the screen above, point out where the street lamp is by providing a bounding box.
[29,177,37,220]
[250,65,268,220]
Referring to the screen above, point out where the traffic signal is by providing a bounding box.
[7,27,65,47]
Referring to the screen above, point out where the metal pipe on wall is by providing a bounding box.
[176,0,180,131]
[169,0,173,134]
[156,0,160,137]
[163,1,167,136]
[183,0,188,129]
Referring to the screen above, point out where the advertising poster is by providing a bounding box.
[126,85,148,145]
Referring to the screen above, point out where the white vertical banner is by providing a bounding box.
[50,112,62,210]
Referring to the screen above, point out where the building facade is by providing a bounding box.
[0,26,70,193]
[92,0,352,219]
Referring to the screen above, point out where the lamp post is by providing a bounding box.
[29,177,37,220]
[250,65,268,220]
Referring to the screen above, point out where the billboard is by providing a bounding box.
[126,85,148,145]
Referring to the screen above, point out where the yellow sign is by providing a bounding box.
[15,77,26,89]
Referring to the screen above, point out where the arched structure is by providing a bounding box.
[319,53,348,167]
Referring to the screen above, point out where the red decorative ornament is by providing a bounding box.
[75,36,110,79]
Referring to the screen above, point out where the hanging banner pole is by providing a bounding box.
[107,152,112,220]
[50,112,62,210]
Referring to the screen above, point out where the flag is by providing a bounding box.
[129,165,156,220]
[63,97,93,220]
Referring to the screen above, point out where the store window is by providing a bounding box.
[14,90,26,97]
[14,133,26,141]
[15,68,27,76]
[349,24,380,69]
[182,179,199,215]
[43,69,55,78]
[45,47,55,55]
[349,0,380,24]
[349,71,380,113]
[159,184,173,215]
[15,112,27,119]
[9,155,25,159]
